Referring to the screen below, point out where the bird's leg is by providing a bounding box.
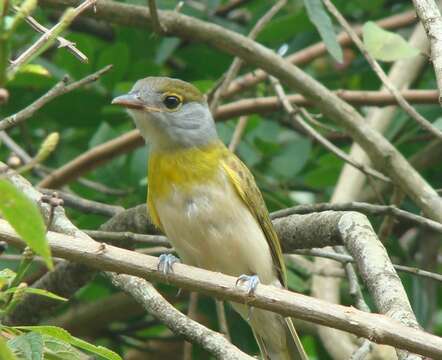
[236,274,260,320]
[157,254,180,275]
[236,274,260,296]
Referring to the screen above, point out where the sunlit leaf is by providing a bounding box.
[16,327,121,360]
[0,269,17,289]
[42,335,83,360]
[155,37,180,65]
[4,287,67,302]
[8,332,43,360]
[0,180,53,270]
[363,21,420,62]
[303,0,343,63]
[0,336,18,360]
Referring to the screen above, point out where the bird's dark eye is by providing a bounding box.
[163,95,181,110]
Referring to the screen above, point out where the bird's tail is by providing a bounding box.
[232,303,308,360]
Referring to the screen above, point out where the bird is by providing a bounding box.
[112,77,308,360]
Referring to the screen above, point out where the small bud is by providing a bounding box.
[35,132,60,163]
[0,88,9,105]
[12,283,28,303]
[7,153,22,168]
[22,247,34,261]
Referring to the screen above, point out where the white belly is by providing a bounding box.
[154,173,278,285]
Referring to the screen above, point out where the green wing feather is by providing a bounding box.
[221,152,287,287]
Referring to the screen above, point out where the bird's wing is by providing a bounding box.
[221,152,287,287]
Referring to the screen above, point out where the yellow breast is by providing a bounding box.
[148,140,228,199]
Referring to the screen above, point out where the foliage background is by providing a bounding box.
[1,0,441,359]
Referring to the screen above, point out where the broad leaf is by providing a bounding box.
[271,138,311,178]
[42,335,83,360]
[8,332,44,360]
[16,327,121,360]
[433,117,442,130]
[0,180,53,270]
[303,0,343,63]
[155,37,181,65]
[363,21,420,62]
[0,336,18,360]
[4,287,67,302]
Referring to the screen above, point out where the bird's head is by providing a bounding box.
[112,77,217,150]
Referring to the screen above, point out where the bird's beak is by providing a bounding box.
[111,94,145,110]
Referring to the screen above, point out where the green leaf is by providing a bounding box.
[96,43,128,89]
[4,287,67,302]
[155,37,181,65]
[362,21,420,62]
[0,269,17,289]
[8,332,44,360]
[433,117,442,130]
[303,0,343,63]
[42,335,83,360]
[0,180,53,270]
[0,336,18,360]
[270,138,311,178]
[16,327,121,360]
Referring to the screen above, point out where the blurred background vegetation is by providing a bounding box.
[1,0,441,359]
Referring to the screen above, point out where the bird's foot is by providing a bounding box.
[236,274,260,320]
[157,254,180,275]
[236,274,260,297]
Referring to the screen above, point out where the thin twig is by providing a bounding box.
[412,0,442,105]
[269,75,391,183]
[8,0,96,77]
[228,115,248,152]
[209,0,286,112]
[109,274,253,360]
[83,230,169,247]
[17,7,88,63]
[323,0,442,140]
[0,65,112,131]
[350,340,372,360]
[378,187,403,242]
[223,10,417,98]
[147,0,164,34]
[183,292,199,360]
[270,201,442,234]
[292,248,442,283]
[215,300,231,341]
[39,189,124,217]
[335,247,371,312]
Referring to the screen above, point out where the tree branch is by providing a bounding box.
[0,65,112,131]
[222,10,417,97]
[109,274,253,360]
[1,220,441,358]
[36,1,442,230]
[412,0,442,105]
[323,0,442,141]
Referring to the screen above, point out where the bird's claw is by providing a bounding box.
[236,274,260,297]
[157,254,180,275]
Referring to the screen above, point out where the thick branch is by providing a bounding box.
[1,220,441,358]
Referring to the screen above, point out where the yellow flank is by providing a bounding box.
[147,140,228,228]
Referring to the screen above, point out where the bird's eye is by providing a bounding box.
[163,95,182,110]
